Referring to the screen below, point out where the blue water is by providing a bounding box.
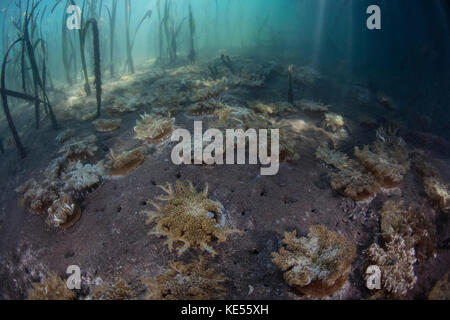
[0,0,449,134]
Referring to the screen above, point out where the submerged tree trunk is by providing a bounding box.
[84,19,102,117]
[106,0,118,77]
[1,38,26,158]
[162,0,173,64]
[24,2,58,130]
[188,5,196,63]
[125,0,135,74]
[124,1,151,73]
[69,0,91,96]
[20,40,29,94]
[157,0,164,63]
[62,10,73,85]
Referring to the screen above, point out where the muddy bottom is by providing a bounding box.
[0,56,449,300]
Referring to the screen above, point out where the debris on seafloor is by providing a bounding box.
[298,100,329,114]
[28,272,75,300]
[61,161,105,193]
[210,105,299,161]
[354,143,409,188]
[92,118,122,133]
[249,101,296,117]
[365,234,417,299]
[423,176,450,214]
[141,181,241,256]
[316,145,380,201]
[134,113,175,144]
[58,135,99,160]
[186,99,227,116]
[324,112,345,132]
[272,225,356,297]
[380,200,436,262]
[413,153,450,214]
[316,126,410,201]
[106,147,145,176]
[142,258,227,300]
[16,136,106,228]
[91,279,134,300]
[46,193,82,229]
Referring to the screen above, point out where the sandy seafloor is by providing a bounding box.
[0,53,449,300]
